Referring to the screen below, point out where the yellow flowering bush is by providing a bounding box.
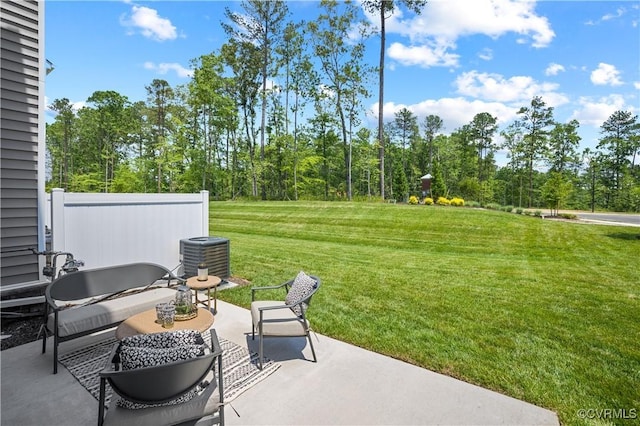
[450,197,465,206]
[424,197,434,205]
[437,197,451,206]
[409,195,419,205]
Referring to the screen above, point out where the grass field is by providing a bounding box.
[211,201,640,425]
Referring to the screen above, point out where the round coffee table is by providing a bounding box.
[115,307,214,340]
[186,275,222,314]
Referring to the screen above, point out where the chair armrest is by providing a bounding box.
[256,303,291,312]
[251,280,293,301]
[165,271,186,287]
[44,290,64,313]
[209,329,223,358]
[100,342,122,377]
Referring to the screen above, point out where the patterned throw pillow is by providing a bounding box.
[119,344,205,370]
[115,330,208,409]
[285,271,317,317]
[121,329,205,349]
[116,388,201,410]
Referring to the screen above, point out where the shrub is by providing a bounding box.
[466,200,481,208]
[559,213,577,220]
[515,208,523,215]
[504,205,514,213]
[408,195,419,205]
[436,197,451,206]
[424,197,434,205]
[450,197,465,207]
[485,203,501,210]
[534,210,542,217]
[524,210,532,216]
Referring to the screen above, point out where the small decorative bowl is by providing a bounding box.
[174,305,198,321]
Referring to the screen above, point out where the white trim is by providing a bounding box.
[37,0,47,281]
[0,296,46,309]
[50,188,65,252]
[201,190,209,235]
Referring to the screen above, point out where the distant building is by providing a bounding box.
[420,174,432,197]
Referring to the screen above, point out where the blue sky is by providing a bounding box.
[45,1,640,164]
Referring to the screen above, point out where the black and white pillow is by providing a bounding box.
[285,271,317,317]
[119,344,205,370]
[117,388,201,410]
[120,329,204,349]
[115,330,208,409]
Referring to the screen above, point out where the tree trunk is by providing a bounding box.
[378,6,386,200]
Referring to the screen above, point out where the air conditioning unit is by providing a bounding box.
[180,236,230,279]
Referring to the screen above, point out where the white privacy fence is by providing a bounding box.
[47,189,209,272]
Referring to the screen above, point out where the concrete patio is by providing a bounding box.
[1,300,558,425]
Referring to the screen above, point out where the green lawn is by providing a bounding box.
[211,201,640,425]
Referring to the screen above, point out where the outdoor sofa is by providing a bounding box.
[42,262,181,373]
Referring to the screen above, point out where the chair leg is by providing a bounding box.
[306,330,317,363]
[41,325,47,354]
[258,323,263,370]
[98,377,106,426]
[53,332,58,374]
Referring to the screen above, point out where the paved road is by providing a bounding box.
[575,212,640,227]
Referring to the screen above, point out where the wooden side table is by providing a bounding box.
[116,307,214,340]
[186,275,222,314]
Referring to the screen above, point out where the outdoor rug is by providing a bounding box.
[59,333,280,406]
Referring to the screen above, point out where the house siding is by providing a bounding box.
[1,0,44,287]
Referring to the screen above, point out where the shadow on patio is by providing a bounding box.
[1,300,558,425]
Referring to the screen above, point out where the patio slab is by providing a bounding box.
[1,300,558,425]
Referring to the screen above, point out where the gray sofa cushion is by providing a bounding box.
[48,287,175,337]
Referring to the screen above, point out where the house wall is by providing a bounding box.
[0,0,46,289]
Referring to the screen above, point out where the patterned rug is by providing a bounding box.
[59,333,280,406]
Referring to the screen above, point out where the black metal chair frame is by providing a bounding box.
[251,275,321,369]
[98,329,224,426]
[42,262,182,374]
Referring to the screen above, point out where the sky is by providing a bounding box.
[44,0,640,166]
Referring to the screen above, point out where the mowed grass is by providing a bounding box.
[212,201,640,425]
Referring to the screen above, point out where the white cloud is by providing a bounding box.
[364,0,554,72]
[634,81,640,90]
[545,63,565,76]
[121,6,177,41]
[144,61,193,78]
[387,41,459,68]
[590,63,623,86]
[454,71,569,107]
[366,0,555,47]
[45,96,86,115]
[478,48,493,61]
[370,97,519,133]
[602,7,626,22]
[569,94,632,126]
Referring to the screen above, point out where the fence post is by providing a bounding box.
[50,188,65,252]
[200,190,209,236]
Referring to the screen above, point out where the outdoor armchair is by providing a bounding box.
[97,329,224,426]
[251,272,320,369]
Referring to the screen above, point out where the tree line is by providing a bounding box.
[46,0,640,212]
